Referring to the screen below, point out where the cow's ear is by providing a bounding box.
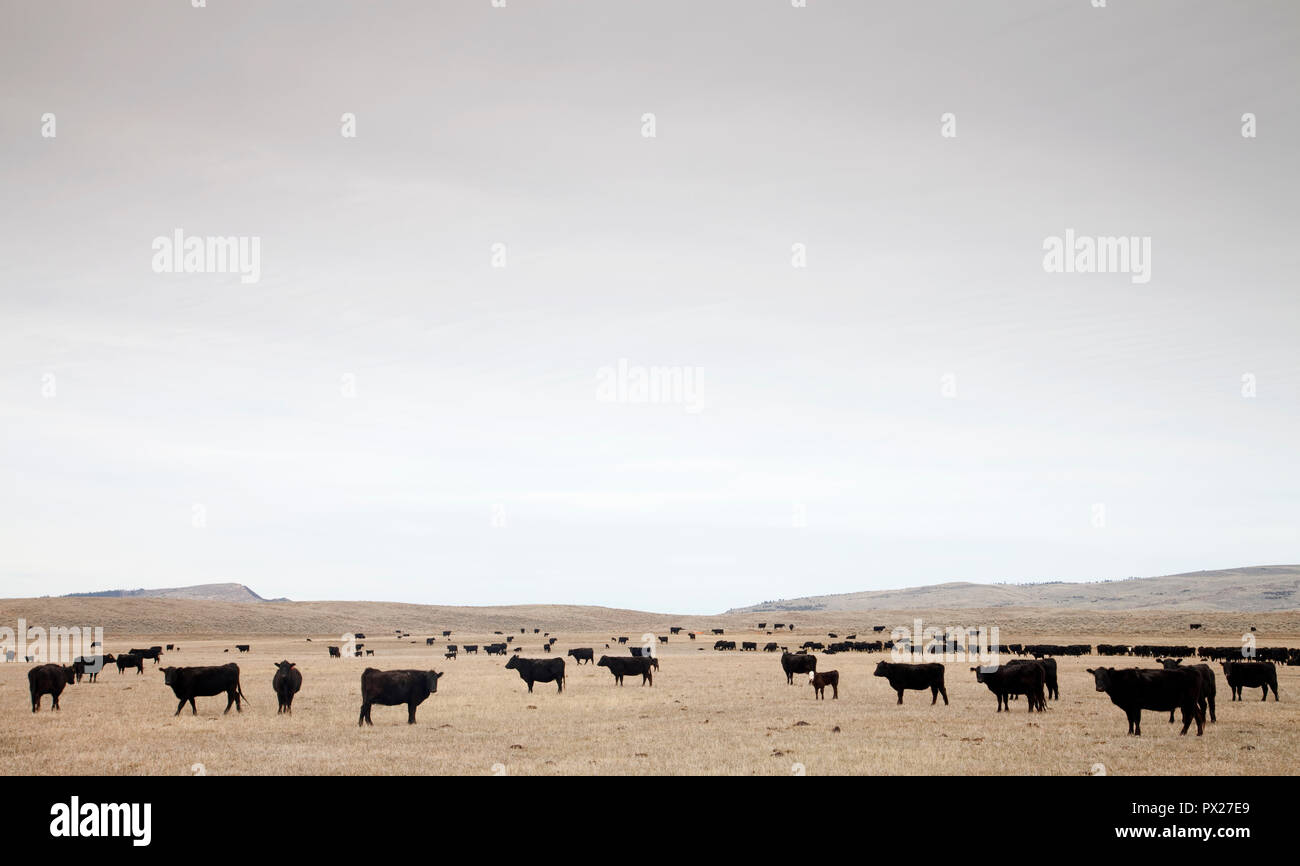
[1086,668,1094,674]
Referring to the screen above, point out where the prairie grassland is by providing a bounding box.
[2,625,1297,776]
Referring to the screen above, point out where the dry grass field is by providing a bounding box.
[1,599,1297,775]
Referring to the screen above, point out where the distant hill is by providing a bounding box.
[63,583,287,603]
[727,565,1300,614]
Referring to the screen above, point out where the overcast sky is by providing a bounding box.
[1,1,1296,613]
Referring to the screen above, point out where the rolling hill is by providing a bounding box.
[727,565,1300,614]
[63,583,286,603]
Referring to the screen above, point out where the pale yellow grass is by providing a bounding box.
[2,625,1297,776]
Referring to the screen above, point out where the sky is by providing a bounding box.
[1,1,1297,614]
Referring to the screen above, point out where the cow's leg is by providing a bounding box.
[1131,710,1142,736]
[358,703,368,726]
[896,689,904,705]
[1207,695,1216,723]
[556,677,563,693]
[407,702,417,724]
[52,694,60,710]
[175,699,185,716]
[190,697,198,715]
[224,692,235,714]
[832,684,838,699]
[1168,709,1175,723]
[526,680,534,693]
[1178,705,1193,735]
[31,694,39,712]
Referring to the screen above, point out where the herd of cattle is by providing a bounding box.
[19,630,1291,738]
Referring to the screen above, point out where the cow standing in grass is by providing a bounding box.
[809,670,838,699]
[1220,661,1278,702]
[358,668,443,726]
[29,664,76,712]
[273,661,303,714]
[781,652,816,685]
[873,661,947,705]
[1086,667,1203,736]
[1157,658,1216,723]
[162,664,248,716]
[505,656,565,693]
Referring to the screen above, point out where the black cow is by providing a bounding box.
[567,648,594,665]
[1220,661,1278,701]
[74,655,109,683]
[273,661,303,714]
[1086,667,1204,736]
[463,645,478,655]
[973,663,1045,712]
[426,638,436,646]
[629,646,653,658]
[29,664,76,711]
[485,643,508,656]
[781,651,817,684]
[741,642,757,651]
[129,647,162,665]
[505,656,565,693]
[235,645,250,653]
[358,668,443,725]
[809,670,838,699]
[1157,659,1216,723]
[597,655,655,686]
[873,661,947,705]
[117,653,144,674]
[1006,657,1058,700]
[444,650,457,660]
[162,664,248,716]
[328,646,341,658]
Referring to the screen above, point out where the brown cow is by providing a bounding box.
[809,670,839,699]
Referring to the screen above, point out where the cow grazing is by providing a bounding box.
[567,648,594,665]
[809,670,839,699]
[597,655,655,686]
[1156,659,1216,723]
[1005,657,1059,700]
[328,646,341,658]
[741,641,757,651]
[117,653,144,675]
[162,664,248,716]
[763,642,780,652]
[273,661,303,714]
[505,656,565,693]
[973,663,1045,712]
[873,661,948,705]
[235,644,250,653]
[358,668,443,725]
[781,651,817,684]
[1086,667,1204,736]
[29,664,76,711]
[1220,661,1278,702]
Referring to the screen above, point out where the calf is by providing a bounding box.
[972,663,1045,712]
[809,670,838,699]
[505,656,565,693]
[162,664,248,716]
[781,651,817,684]
[873,661,947,705]
[273,661,303,714]
[358,668,443,725]
[1157,658,1217,723]
[1086,667,1203,736]
[29,664,76,711]
[1220,661,1278,701]
[567,648,594,665]
[597,655,655,686]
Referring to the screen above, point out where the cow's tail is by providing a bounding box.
[237,677,250,705]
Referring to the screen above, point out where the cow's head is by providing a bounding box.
[971,665,997,683]
[274,660,296,672]
[873,661,889,677]
[161,666,177,685]
[1085,668,1112,692]
[1157,658,1182,669]
[504,656,519,670]
[596,656,610,667]
[62,666,77,684]
[425,670,443,692]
